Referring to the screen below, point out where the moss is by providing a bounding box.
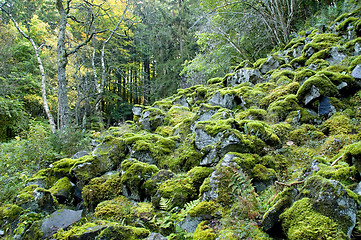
[260,82,300,108]
[296,74,338,103]
[187,201,219,218]
[305,48,331,66]
[157,175,197,208]
[344,37,361,53]
[303,33,341,53]
[207,77,223,85]
[290,56,307,67]
[97,225,150,240]
[53,222,102,240]
[336,17,359,32]
[252,164,277,182]
[267,94,300,122]
[0,204,23,222]
[349,55,361,71]
[236,108,267,121]
[170,135,203,172]
[272,122,292,143]
[316,164,358,185]
[130,202,155,222]
[239,120,281,146]
[152,101,172,112]
[120,159,159,201]
[193,221,217,240]
[280,198,348,240]
[254,57,268,68]
[16,185,37,205]
[164,105,194,127]
[289,124,325,146]
[284,37,305,50]
[322,112,353,135]
[195,119,235,137]
[49,177,74,202]
[317,70,354,87]
[82,174,123,210]
[270,70,295,82]
[94,196,133,221]
[294,68,315,82]
[187,166,213,191]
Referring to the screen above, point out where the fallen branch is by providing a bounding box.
[331,154,344,167]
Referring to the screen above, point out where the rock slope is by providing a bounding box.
[1,7,361,240]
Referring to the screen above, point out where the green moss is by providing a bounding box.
[322,112,353,135]
[49,177,73,200]
[187,201,219,218]
[336,17,359,32]
[94,196,133,221]
[97,225,150,240]
[207,77,223,85]
[195,119,235,137]
[271,70,295,82]
[82,174,123,210]
[305,48,331,66]
[294,68,315,82]
[290,56,307,67]
[164,105,194,127]
[130,202,155,222]
[193,221,217,240]
[0,204,23,222]
[280,198,348,240]
[284,37,305,50]
[317,70,354,87]
[236,108,267,121]
[239,120,281,146]
[170,135,203,172]
[296,74,338,103]
[252,164,277,182]
[157,176,197,208]
[53,222,102,240]
[254,57,268,68]
[187,166,213,191]
[16,185,37,205]
[272,122,292,143]
[289,124,325,146]
[260,82,300,108]
[316,164,358,185]
[349,55,361,71]
[120,159,159,201]
[267,94,300,122]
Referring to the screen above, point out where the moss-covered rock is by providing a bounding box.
[82,173,123,210]
[0,204,23,223]
[193,221,217,240]
[280,198,348,240]
[120,159,159,201]
[260,82,300,108]
[322,112,354,135]
[97,224,150,240]
[49,177,74,204]
[267,94,300,122]
[289,124,325,146]
[94,196,133,221]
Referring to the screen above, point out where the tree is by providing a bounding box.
[0,2,56,133]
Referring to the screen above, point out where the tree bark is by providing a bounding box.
[56,0,70,130]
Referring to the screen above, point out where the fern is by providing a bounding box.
[160,197,173,211]
[184,199,200,213]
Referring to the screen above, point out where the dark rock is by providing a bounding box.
[131,150,156,165]
[351,64,361,80]
[71,151,89,159]
[141,109,165,131]
[41,209,83,239]
[318,96,331,116]
[194,128,223,151]
[146,233,167,240]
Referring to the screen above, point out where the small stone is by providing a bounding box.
[351,64,361,80]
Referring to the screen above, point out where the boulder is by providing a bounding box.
[49,177,75,204]
[41,209,83,239]
[208,91,236,109]
[225,68,263,87]
[260,56,282,74]
[304,85,321,105]
[178,215,202,233]
[140,108,165,131]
